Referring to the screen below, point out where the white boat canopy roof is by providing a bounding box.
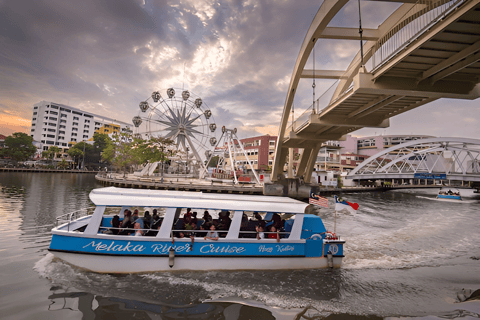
[89,187,310,214]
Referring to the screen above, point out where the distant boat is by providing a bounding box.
[48,187,345,273]
[436,187,462,201]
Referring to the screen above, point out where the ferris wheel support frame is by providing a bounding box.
[201,128,262,185]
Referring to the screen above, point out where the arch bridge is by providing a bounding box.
[347,137,480,182]
[271,0,480,186]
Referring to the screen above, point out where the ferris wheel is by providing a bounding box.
[132,88,218,173]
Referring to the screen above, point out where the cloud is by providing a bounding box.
[0,0,478,147]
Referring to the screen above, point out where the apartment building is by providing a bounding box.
[30,101,132,155]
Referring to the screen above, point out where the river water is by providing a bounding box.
[1,172,479,319]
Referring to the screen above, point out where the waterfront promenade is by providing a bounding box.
[0,167,98,174]
[94,172,441,197]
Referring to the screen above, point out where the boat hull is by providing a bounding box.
[49,250,344,273]
[48,232,344,273]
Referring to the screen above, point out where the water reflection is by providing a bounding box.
[47,290,275,320]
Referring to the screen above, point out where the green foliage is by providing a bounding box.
[42,146,62,163]
[92,133,110,163]
[207,155,220,167]
[133,137,176,165]
[57,158,70,169]
[67,147,83,168]
[102,133,176,175]
[0,132,37,162]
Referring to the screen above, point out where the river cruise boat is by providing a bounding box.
[437,187,462,201]
[48,187,344,273]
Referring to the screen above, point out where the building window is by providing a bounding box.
[71,138,77,142]
[72,128,78,131]
[34,106,38,109]
[32,123,36,126]
[85,120,90,123]
[62,143,67,147]
[83,130,89,133]
[95,127,100,131]
[49,117,57,121]
[33,112,37,115]
[84,125,89,128]
[58,136,64,140]
[51,105,59,109]
[83,135,88,139]
[31,128,35,132]
[72,133,77,136]
[59,125,66,129]
[73,122,78,126]
[32,118,36,121]
[50,111,58,115]
[60,120,66,124]
[46,140,54,145]
[48,129,55,132]
[59,130,65,134]
[48,123,56,126]
[47,134,55,138]
[73,116,79,120]
[61,114,67,118]
[72,111,82,116]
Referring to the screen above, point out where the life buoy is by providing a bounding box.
[325,231,338,240]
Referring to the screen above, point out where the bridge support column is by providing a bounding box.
[304,144,322,183]
[288,148,294,178]
[296,147,312,179]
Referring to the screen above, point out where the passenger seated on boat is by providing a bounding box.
[256,225,265,240]
[184,215,197,237]
[202,211,213,224]
[267,225,280,242]
[133,218,144,236]
[239,213,249,238]
[119,210,134,235]
[191,212,198,225]
[218,211,231,229]
[143,211,152,228]
[111,215,120,235]
[204,224,219,241]
[132,209,140,222]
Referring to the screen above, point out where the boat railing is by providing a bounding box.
[55,206,96,230]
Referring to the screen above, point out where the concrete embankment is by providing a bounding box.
[95,174,264,195]
[94,174,430,198]
[0,167,98,174]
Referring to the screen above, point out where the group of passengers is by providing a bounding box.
[439,189,460,196]
[106,208,163,236]
[106,208,285,241]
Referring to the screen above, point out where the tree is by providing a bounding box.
[92,133,110,164]
[102,132,140,176]
[67,148,83,169]
[133,137,176,165]
[42,146,61,164]
[0,132,37,163]
[70,141,94,168]
[207,155,220,167]
[57,158,69,170]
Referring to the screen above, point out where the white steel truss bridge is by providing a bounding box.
[271,0,480,183]
[347,137,480,182]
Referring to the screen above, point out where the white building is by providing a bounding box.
[30,101,132,154]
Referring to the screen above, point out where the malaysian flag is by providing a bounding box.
[309,193,329,208]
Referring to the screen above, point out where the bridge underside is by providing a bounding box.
[273,0,480,182]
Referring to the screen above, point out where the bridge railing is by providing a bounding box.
[371,0,466,71]
[285,80,343,134]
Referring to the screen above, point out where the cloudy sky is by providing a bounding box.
[1,0,479,141]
